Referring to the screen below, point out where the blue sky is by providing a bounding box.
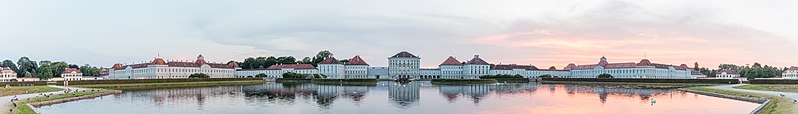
[0,0,796,68]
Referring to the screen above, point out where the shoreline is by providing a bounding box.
[681,86,795,114]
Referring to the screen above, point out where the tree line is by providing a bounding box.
[699,62,787,79]
[238,50,338,69]
[0,57,103,80]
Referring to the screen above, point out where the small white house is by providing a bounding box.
[61,68,83,81]
[0,67,17,82]
[715,70,740,78]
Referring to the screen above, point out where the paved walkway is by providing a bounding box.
[0,85,89,114]
[713,84,798,101]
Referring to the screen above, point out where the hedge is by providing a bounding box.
[749,79,798,84]
[541,78,739,84]
[55,78,262,85]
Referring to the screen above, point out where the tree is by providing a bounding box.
[277,56,296,64]
[241,57,256,69]
[50,62,68,77]
[548,66,557,70]
[311,50,334,66]
[538,74,553,78]
[255,73,268,78]
[17,57,37,77]
[68,64,79,69]
[300,57,312,64]
[79,64,102,76]
[598,73,613,78]
[188,73,210,78]
[339,59,350,64]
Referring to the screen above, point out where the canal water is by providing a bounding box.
[36,82,759,114]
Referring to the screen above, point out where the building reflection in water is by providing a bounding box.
[241,83,370,109]
[117,86,244,108]
[113,82,688,111]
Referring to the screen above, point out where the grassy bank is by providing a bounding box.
[0,86,64,97]
[430,79,497,85]
[735,84,798,93]
[683,86,797,114]
[492,78,530,83]
[73,80,265,90]
[12,89,118,114]
[311,79,378,86]
[543,81,717,89]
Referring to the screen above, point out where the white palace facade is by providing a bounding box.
[108,55,239,79]
[297,51,697,79]
[109,52,698,80]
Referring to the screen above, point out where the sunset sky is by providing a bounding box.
[0,0,796,68]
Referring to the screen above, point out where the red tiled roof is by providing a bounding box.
[63,68,81,74]
[318,57,342,64]
[492,64,538,70]
[679,64,690,70]
[390,51,419,58]
[152,58,167,65]
[637,59,653,66]
[0,67,15,74]
[466,55,489,65]
[564,63,577,70]
[788,66,798,70]
[345,56,369,65]
[439,56,462,66]
[195,55,208,64]
[112,63,123,70]
[266,64,317,70]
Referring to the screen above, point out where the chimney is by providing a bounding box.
[474,55,479,58]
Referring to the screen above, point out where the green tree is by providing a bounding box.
[241,57,256,69]
[17,57,37,77]
[598,73,613,78]
[50,62,68,77]
[281,72,305,79]
[311,50,333,66]
[188,73,210,78]
[277,56,296,64]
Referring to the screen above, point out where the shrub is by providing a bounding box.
[538,74,553,78]
[188,73,210,78]
[597,73,613,78]
[255,73,268,78]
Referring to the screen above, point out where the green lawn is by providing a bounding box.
[73,80,265,90]
[0,86,64,96]
[735,84,798,93]
[685,86,797,114]
[13,89,116,114]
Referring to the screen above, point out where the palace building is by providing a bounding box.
[564,56,693,79]
[62,68,83,81]
[0,67,17,82]
[108,55,239,79]
[783,67,798,79]
[388,51,421,79]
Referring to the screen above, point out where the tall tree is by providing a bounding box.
[277,56,296,64]
[311,50,333,66]
[16,57,37,77]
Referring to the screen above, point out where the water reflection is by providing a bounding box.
[37,82,759,114]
